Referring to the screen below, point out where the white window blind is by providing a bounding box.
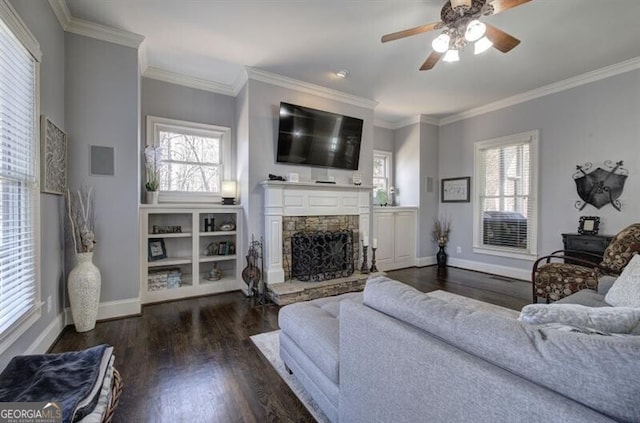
[474,131,538,258]
[0,14,38,337]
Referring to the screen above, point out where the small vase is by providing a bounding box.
[436,245,448,268]
[146,191,159,204]
[68,252,101,332]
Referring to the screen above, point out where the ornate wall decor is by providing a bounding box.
[40,115,67,195]
[574,160,627,211]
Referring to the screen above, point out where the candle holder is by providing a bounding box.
[370,247,378,273]
[360,243,370,274]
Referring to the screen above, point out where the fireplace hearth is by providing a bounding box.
[291,230,354,282]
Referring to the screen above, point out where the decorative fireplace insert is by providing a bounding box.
[291,230,354,282]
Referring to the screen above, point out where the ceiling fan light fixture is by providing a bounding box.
[465,19,486,42]
[432,33,451,53]
[335,69,350,78]
[443,49,460,62]
[450,0,472,14]
[474,36,493,54]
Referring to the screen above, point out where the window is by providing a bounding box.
[373,150,393,204]
[147,116,231,202]
[0,2,41,354]
[473,131,538,259]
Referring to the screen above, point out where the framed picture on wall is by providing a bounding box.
[40,115,67,195]
[441,177,471,203]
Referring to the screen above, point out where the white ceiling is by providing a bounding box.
[64,0,640,124]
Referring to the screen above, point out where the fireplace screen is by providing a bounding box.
[291,230,354,282]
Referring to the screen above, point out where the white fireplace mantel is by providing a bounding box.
[262,181,372,284]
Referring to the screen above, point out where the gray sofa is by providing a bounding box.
[278,275,640,423]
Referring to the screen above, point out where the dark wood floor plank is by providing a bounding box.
[49,265,530,422]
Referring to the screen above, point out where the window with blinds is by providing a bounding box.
[373,150,392,204]
[473,131,538,258]
[0,9,40,344]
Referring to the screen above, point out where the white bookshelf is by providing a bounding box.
[139,204,243,304]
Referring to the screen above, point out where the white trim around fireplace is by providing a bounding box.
[262,181,373,284]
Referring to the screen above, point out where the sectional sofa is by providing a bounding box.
[278,275,640,423]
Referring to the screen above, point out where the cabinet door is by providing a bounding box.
[373,213,395,269]
[394,212,416,266]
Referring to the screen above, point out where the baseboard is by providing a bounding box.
[416,256,436,267]
[447,258,530,281]
[64,298,141,326]
[25,313,65,355]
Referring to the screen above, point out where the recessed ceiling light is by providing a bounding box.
[335,69,349,78]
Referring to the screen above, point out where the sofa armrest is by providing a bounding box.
[597,275,617,296]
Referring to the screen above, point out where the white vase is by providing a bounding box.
[68,252,101,332]
[146,191,159,204]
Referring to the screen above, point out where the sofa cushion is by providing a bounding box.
[605,254,640,307]
[278,292,362,384]
[554,289,609,307]
[519,303,640,334]
[363,276,640,423]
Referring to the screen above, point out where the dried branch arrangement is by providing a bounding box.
[433,215,452,247]
[144,145,163,192]
[67,186,96,253]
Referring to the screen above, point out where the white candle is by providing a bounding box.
[372,238,378,249]
[363,235,369,246]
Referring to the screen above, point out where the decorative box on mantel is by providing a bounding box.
[261,180,373,284]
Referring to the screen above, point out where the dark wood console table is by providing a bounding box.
[561,233,613,263]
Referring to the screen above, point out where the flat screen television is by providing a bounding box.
[276,102,363,170]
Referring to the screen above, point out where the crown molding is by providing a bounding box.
[47,0,71,29]
[373,119,396,129]
[138,43,149,74]
[1,0,41,60]
[48,0,143,48]
[440,56,640,126]
[231,69,248,96]
[143,66,236,97]
[245,67,378,110]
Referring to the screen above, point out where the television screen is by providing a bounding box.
[276,102,363,170]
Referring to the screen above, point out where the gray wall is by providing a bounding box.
[140,77,236,201]
[373,126,394,151]
[1,0,65,370]
[418,122,439,258]
[243,78,375,258]
[438,68,640,273]
[65,34,140,302]
[393,124,420,207]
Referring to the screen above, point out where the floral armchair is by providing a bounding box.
[532,223,640,303]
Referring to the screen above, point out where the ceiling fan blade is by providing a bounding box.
[420,51,442,71]
[484,23,521,53]
[381,22,440,43]
[489,0,532,15]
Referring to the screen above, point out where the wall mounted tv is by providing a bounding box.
[276,102,363,170]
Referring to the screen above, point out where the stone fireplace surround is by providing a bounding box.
[262,181,371,285]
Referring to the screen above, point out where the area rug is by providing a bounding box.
[250,330,329,423]
[250,290,518,423]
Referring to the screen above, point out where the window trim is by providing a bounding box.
[146,115,232,203]
[472,130,539,261]
[0,0,42,356]
[373,149,393,205]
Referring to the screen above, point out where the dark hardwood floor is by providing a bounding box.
[50,266,531,423]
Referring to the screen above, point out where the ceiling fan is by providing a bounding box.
[381,0,532,70]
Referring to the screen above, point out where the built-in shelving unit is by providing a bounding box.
[139,204,242,304]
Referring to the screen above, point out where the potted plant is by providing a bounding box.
[433,215,452,267]
[144,145,162,204]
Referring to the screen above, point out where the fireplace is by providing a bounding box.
[291,230,354,282]
[262,181,371,284]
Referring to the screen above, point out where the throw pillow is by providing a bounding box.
[519,303,640,334]
[605,253,640,307]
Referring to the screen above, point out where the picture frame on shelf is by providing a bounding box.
[40,115,67,195]
[441,177,470,203]
[148,238,167,261]
[578,216,600,235]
